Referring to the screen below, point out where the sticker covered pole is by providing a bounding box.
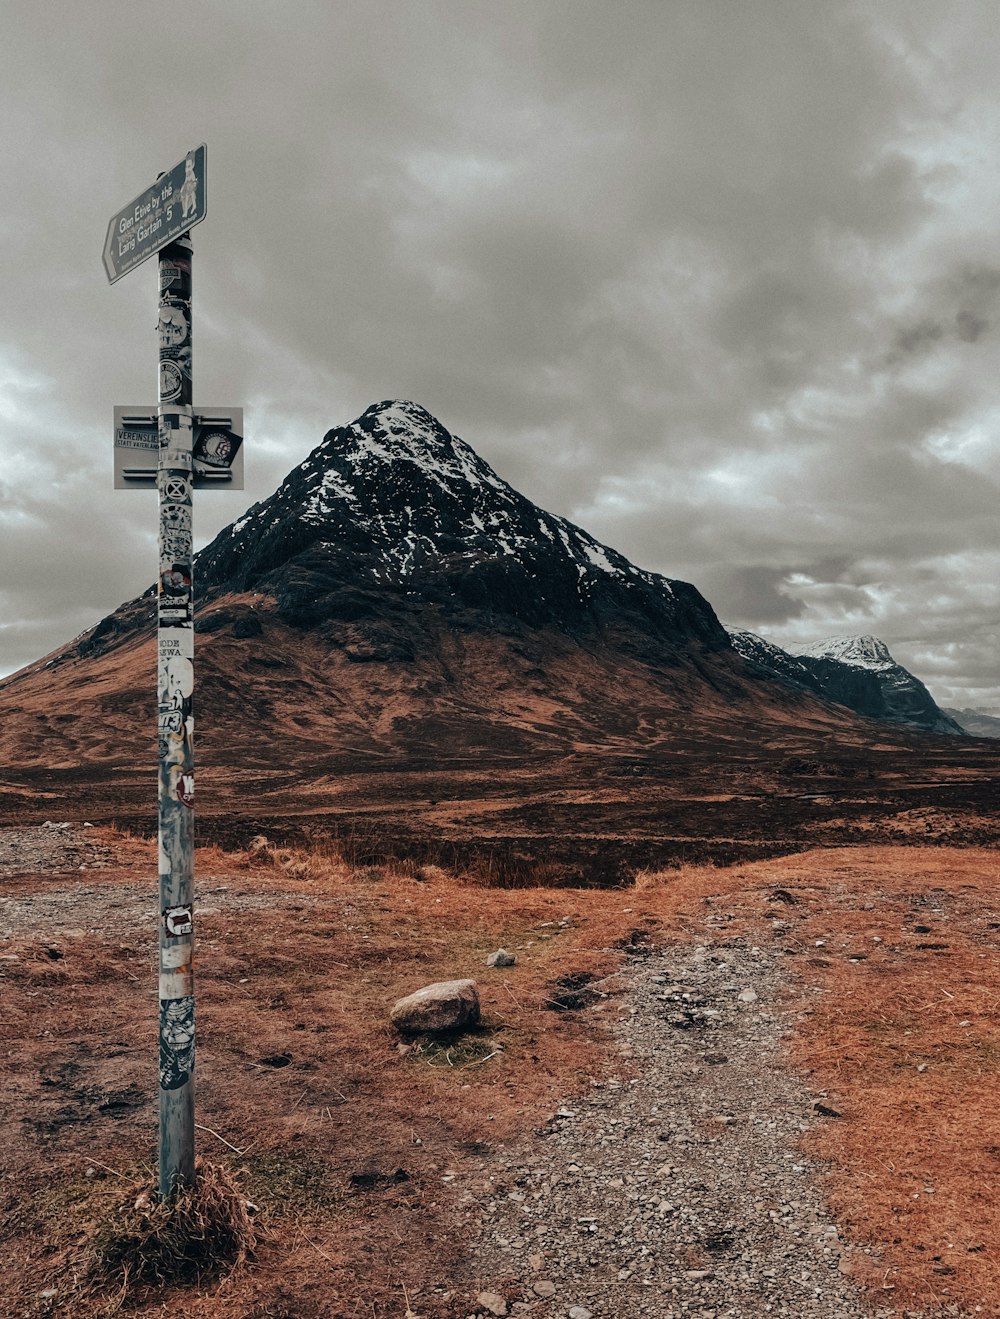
[157,231,196,1197]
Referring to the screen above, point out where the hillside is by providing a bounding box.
[1,403,996,869]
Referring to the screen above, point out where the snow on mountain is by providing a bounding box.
[793,635,894,671]
[737,630,963,736]
[218,401,660,592]
[196,400,727,649]
[729,630,818,687]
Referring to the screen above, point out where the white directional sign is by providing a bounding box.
[103,145,207,284]
[114,407,243,488]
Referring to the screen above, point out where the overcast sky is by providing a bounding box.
[2,1,999,710]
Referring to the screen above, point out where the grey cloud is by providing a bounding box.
[2,1,1000,711]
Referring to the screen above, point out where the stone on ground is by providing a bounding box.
[390,978,481,1034]
[475,1292,508,1316]
[486,948,516,967]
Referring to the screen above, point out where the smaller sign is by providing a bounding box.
[114,407,244,488]
[163,904,193,938]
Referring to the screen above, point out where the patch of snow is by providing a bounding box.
[792,635,895,670]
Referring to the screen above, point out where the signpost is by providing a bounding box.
[103,145,207,284]
[105,146,242,1199]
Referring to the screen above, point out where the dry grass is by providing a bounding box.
[86,1159,258,1292]
[658,846,1000,1312]
[6,832,1000,1314]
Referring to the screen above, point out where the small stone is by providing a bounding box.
[568,1308,592,1319]
[486,949,516,968]
[527,1253,544,1271]
[532,1280,556,1297]
[476,1292,508,1317]
[738,988,758,1003]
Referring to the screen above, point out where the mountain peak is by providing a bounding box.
[195,403,728,648]
[793,634,895,669]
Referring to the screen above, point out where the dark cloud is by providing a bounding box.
[1,1,1000,710]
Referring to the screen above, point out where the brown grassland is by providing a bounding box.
[1,829,999,1315]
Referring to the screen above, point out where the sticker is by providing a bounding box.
[158,303,189,349]
[158,634,187,660]
[160,565,190,596]
[177,772,195,807]
[161,503,192,531]
[160,527,190,560]
[162,474,189,502]
[159,261,183,291]
[195,431,232,467]
[180,151,199,221]
[160,359,183,400]
[163,904,193,938]
[158,693,192,756]
[158,707,184,737]
[159,995,194,1091]
[160,449,193,471]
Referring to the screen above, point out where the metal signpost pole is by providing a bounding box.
[107,147,242,1200]
[157,234,197,1196]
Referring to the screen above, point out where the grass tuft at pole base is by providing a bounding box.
[85,1158,258,1295]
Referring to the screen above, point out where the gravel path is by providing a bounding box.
[0,822,114,880]
[463,939,932,1319]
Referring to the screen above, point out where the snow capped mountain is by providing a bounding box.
[793,635,895,670]
[732,629,963,736]
[729,630,818,688]
[196,400,728,649]
[218,401,658,590]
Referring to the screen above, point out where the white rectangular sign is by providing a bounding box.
[114,407,244,489]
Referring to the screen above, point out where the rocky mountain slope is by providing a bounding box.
[1,401,842,773]
[730,630,962,736]
[5,401,992,868]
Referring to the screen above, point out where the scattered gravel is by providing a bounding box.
[0,822,113,880]
[464,939,934,1318]
[0,824,328,941]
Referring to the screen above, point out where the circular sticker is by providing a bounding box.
[160,565,191,597]
[160,359,182,401]
[198,432,232,467]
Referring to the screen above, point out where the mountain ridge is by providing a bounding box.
[730,628,962,736]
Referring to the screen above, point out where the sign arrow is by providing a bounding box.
[103,145,207,284]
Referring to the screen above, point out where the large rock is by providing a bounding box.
[390,978,480,1035]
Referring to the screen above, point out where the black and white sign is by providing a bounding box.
[114,406,244,489]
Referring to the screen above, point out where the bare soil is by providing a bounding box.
[2,826,998,1316]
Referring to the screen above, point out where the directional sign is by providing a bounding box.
[114,406,243,488]
[103,145,207,284]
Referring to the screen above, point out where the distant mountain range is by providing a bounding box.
[942,707,1000,739]
[729,630,963,736]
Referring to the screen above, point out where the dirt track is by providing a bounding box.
[1,826,997,1316]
